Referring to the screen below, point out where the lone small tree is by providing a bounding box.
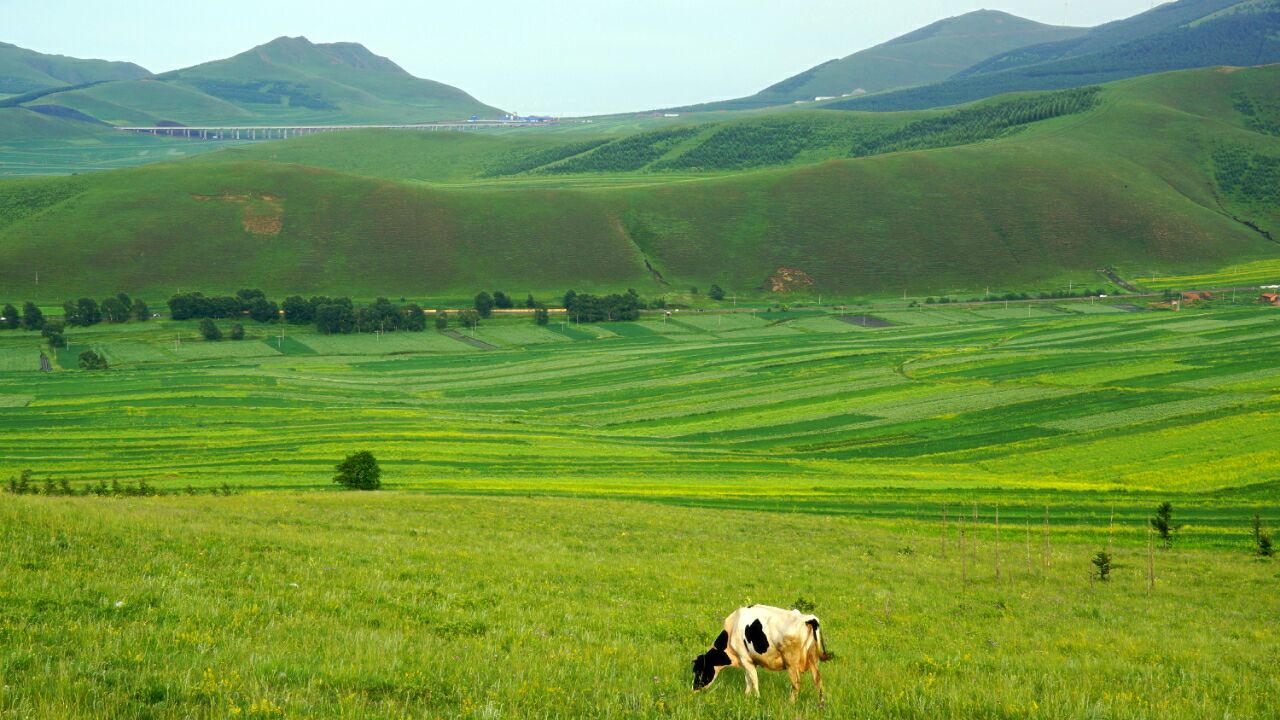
[708,284,726,301]
[534,305,550,326]
[474,292,494,319]
[333,451,381,490]
[459,308,480,330]
[228,323,246,341]
[434,310,448,330]
[78,349,108,370]
[199,318,222,341]
[1091,550,1112,581]
[1254,514,1274,557]
[1151,502,1176,548]
[525,293,536,309]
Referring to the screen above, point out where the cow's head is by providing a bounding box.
[692,630,733,691]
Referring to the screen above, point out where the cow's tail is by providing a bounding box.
[806,617,830,662]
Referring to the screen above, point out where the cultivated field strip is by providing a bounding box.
[1,302,1278,495]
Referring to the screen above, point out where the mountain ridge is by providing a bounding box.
[674,10,1086,113]
[3,36,504,127]
[0,42,150,95]
[829,0,1280,111]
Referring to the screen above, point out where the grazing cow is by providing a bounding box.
[692,605,828,701]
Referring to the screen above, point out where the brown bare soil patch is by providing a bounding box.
[767,267,816,293]
[191,193,284,236]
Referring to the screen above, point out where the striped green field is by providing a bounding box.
[3,301,1278,511]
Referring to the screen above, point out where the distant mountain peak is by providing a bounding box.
[245,35,405,74]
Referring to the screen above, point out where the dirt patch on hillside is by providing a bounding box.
[767,267,816,293]
[191,193,284,236]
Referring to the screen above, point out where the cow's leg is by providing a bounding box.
[742,660,761,697]
[787,663,802,702]
[810,661,824,707]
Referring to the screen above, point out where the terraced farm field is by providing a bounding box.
[2,301,1278,519]
[3,300,1278,718]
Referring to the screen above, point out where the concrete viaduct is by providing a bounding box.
[116,120,548,141]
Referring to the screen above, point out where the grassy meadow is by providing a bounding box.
[5,492,1276,720]
[3,298,1279,717]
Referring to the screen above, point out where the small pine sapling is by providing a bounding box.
[1151,502,1176,548]
[1253,514,1274,558]
[1091,551,1112,581]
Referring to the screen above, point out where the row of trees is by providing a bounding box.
[3,295,152,332]
[851,87,1102,158]
[562,289,643,323]
[170,290,563,336]
[472,291,539,318]
[63,293,151,327]
[169,289,278,322]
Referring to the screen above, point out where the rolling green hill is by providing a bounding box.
[687,11,1085,112]
[0,65,1277,300]
[0,42,149,95]
[832,0,1280,111]
[19,36,504,126]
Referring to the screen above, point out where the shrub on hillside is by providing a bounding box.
[474,292,494,318]
[228,323,246,341]
[333,451,381,491]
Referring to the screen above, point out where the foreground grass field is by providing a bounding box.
[2,493,1276,719]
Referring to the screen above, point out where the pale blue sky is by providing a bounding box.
[1,0,1161,115]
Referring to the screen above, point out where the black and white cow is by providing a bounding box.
[692,605,828,701]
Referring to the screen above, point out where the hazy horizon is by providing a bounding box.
[0,0,1163,115]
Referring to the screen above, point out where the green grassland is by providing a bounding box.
[0,41,149,95]
[3,492,1276,719]
[1,65,1278,300]
[2,301,1279,718]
